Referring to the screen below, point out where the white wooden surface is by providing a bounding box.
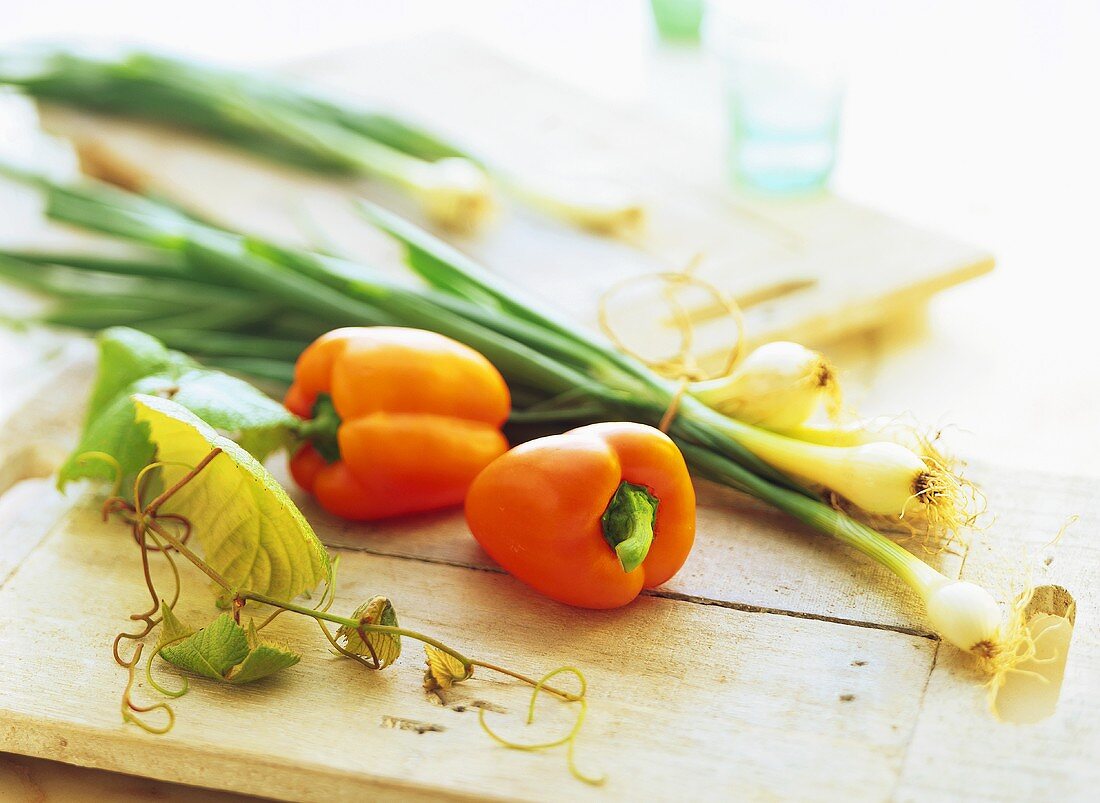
[0,350,1096,801]
[2,1,1099,800]
[0,492,941,802]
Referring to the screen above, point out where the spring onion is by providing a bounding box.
[692,341,840,430]
[0,163,1014,667]
[778,415,930,454]
[503,172,645,236]
[701,413,968,526]
[681,442,1003,657]
[0,46,642,235]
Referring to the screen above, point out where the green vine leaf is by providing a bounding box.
[159,613,300,684]
[132,394,330,602]
[59,327,297,489]
[63,391,158,487]
[423,644,470,692]
[336,596,401,669]
[231,620,302,684]
[157,601,196,648]
[87,326,192,421]
[160,613,250,680]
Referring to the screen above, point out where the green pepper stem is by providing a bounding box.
[296,393,342,462]
[600,481,659,574]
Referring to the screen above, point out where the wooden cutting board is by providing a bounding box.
[19,33,993,372]
[0,35,1090,801]
[0,328,1097,802]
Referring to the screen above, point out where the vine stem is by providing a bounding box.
[120,642,174,735]
[145,518,233,592]
[125,449,583,706]
[238,590,473,668]
[470,661,582,703]
[124,448,234,593]
[238,593,579,702]
[144,448,223,517]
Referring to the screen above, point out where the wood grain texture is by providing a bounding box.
[279,461,961,637]
[0,335,94,496]
[0,338,1095,800]
[0,497,938,802]
[3,34,1096,802]
[0,479,74,587]
[0,343,962,636]
[0,448,1095,800]
[0,754,254,803]
[30,33,992,366]
[894,471,1100,802]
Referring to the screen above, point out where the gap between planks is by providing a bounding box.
[321,541,941,642]
[0,483,943,646]
[888,638,943,802]
[885,489,981,802]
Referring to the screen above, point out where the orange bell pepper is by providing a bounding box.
[465,422,696,608]
[284,327,510,520]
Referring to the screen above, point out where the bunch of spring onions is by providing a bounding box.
[0,47,643,235]
[0,162,1005,667]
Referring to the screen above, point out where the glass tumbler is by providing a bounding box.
[707,9,845,193]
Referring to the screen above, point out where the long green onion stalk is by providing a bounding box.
[0,47,642,235]
[0,163,1008,664]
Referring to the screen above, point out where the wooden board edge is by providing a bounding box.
[755,252,996,350]
[0,710,488,803]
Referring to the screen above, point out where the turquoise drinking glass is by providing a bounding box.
[649,0,706,43]
[707,8,845,193]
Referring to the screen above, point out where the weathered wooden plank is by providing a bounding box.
[32,33,991,365]
[298,35,993,362]
[0,338,961,636]
[279,460,959,637]
[0,334,94,495]
[0,330,1090,803]
[0,498,936,802]
[0,754,254,802]
[0,478,75,586]
[894,470,1100,802]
